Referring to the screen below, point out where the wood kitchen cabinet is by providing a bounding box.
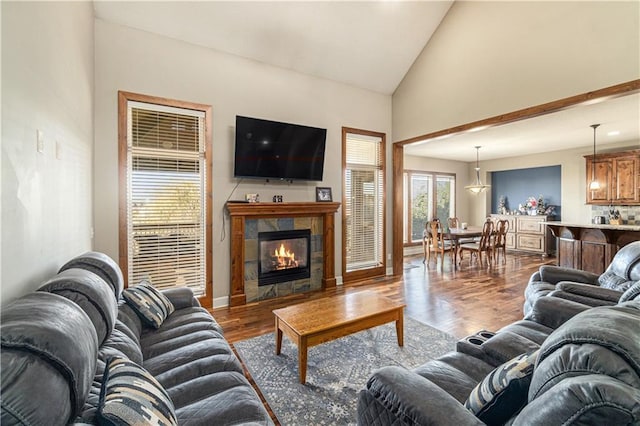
[585,149,640,205]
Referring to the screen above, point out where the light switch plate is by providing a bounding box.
[37,130,44,153]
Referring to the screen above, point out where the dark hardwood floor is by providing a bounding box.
[211,251,555,342]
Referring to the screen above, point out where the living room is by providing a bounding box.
[2,1,640,425]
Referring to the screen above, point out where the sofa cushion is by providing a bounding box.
[38,268,118,345]
[123,281,175,329]
[412,352,495,403]
[59,251,124,298]
[465,350,539,425]
[170,371,273,425]
[1,292,98,424]
[98,356,177,426]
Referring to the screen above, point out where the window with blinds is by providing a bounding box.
[118,92,212,304]
[342,128,385,281]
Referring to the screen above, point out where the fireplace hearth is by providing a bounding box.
[258,229,311,286]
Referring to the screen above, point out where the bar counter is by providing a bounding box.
[544,222,640,274]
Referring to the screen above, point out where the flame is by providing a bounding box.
[273,243,298,269]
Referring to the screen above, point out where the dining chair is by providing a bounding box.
[425,218,455,267]
[458,218,495,268]
[447,217,476,244]
[493,219,510,264]
[422,221,432,263]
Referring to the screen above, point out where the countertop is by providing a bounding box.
[543,222,640,232]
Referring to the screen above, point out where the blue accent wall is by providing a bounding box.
[491,165,561,218]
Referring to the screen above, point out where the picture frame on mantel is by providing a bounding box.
[316,187,333,202]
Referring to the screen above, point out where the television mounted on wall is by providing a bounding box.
[234,115,327,181]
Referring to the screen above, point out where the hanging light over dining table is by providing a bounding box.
[465,145,491,194]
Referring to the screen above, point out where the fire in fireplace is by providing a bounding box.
[258,229,311,286]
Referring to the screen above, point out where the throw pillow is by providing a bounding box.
[122,281,174,329]
[464,349,539,425]
[98,356,177,426]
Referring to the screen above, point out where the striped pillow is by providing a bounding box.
[465,349,539,425]
[123,281,174,329]
[99,356,177,426]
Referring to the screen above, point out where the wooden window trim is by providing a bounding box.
[341,126,386,283]
[118,91,213,308]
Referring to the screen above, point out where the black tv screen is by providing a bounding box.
[234,116,326,181]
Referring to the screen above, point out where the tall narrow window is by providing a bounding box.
[342,127,385,282]
[403,170,455,245]
[118,92,212,306]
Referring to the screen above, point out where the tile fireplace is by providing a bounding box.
[226,201,340,306]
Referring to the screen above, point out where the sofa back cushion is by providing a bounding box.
[514,302,640,425]
[59,251,124,298]
[1,293,99,425]
[39,268,118,345]
[600,241,640,288]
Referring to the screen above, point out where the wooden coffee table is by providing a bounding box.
[273,291,405,384]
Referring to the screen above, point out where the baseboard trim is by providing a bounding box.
[213,296,229,309]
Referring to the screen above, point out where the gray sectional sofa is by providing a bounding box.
[357,296,640,425]
[1,252,273,425]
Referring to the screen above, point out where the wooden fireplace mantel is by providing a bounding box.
[226,201,341,306]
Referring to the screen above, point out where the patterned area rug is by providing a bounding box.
[233,317,457,425]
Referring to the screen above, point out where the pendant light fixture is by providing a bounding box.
[589,124,601,191]
[465,145,491,194]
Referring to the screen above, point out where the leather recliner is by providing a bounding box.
[523,240,640,314]
[357,300,640,425]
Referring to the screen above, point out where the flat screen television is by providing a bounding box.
[234,115,327,181]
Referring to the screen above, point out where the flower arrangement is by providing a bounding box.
[525,196,538,209]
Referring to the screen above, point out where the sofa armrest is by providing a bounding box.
[161,287,200,309]
[358,366,484,426]
[524,296,591,329]
[539,265,600,285]
[552,282,621,304]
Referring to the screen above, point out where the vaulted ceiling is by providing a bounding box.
[94,2,639,161]
[94,1,453,95]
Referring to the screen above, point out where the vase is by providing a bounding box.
[529,209,537,216]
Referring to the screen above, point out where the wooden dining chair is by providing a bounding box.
[493,219,510,264]
[425,218,455,267]
[447,217,475,243]
[459,218,495,268]
[422,221,431,263]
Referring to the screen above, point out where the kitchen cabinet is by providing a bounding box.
[585,149,640,205]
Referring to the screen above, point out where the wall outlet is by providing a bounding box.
[55,140,63,160]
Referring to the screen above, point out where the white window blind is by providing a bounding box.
[344,133,384,273]
[126,101,207,295]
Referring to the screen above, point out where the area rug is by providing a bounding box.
[233,317,457,425]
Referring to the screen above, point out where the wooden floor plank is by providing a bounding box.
[211,252,554,343]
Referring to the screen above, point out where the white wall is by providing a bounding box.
[1,1,95,305]
[393,1,640,142]
[94,20,392,304]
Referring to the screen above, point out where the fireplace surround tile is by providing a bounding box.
[245,220,258,240]
[258,284,276,300]
[244,239,258,262]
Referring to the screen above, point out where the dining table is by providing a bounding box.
[446,226,484,268]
